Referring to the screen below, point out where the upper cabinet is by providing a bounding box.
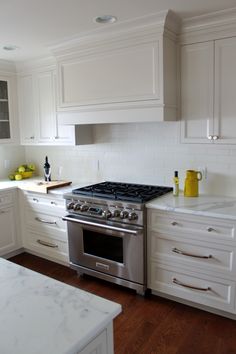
[52,11,180,125]
[0,61,19,144]
[180,42,214,143]
[17,63,93,145]
[180,9,236,144]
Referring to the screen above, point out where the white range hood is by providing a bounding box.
[52,10,181,125]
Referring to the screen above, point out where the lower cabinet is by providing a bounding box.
[0,190,20,256]
[20,191,69,264]
[79,324,114,354]
[147,209,236,316]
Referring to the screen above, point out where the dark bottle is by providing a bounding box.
[44,156,51,182]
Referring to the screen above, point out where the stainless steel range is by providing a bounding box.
[63,181,172,295]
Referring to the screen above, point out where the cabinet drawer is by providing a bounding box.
[26,231,68,262]
[149,262,235,313]
[24,193,65,210]
[150,231,235,278]
[0,192,13,207]
[148,210,235,244]
[26,209,67,235]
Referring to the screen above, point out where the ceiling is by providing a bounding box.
[1,0,236,62]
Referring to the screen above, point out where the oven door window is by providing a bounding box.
[83,229,123,263]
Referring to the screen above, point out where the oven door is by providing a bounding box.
[63,215,145,285]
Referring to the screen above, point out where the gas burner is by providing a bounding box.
[72,181,172,203]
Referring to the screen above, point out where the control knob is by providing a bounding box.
[67,201,75,210]
[128,211,138,221]
[80,204,89,212]
[102,209,112,219]
[111,209,121,218]
[120,210,129,219]
[73,203,81,211]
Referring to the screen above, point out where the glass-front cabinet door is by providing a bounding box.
[0,80,10,139]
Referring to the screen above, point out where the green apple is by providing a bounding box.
[8,174,15,180]
[28,164,35,171]
[15,174,23,181]
[18,166,25,173]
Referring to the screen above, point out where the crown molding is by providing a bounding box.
[16,56,56,74]
[180,7,236,44]
[50,10,181,59]
[0,59,16,75]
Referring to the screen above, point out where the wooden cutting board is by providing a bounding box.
[23,180,72,194]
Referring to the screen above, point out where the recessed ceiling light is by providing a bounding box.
[94,15,117,24]
[3,45,19,51]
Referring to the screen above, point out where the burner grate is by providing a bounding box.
[72,182,172,203]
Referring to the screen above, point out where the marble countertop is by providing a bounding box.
[0,178,95,196]
[2,178,236,220]
[0,258,121,354]
[146,192,236,221]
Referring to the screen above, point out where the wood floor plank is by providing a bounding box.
[9,253,236,354]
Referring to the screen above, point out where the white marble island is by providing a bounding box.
[0,258,121,354]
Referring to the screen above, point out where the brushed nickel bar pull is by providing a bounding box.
[172,247,212,259]
[37,239,58,248]
[35,217,57,225]
[173,278,211,292]
[207,227,216,232]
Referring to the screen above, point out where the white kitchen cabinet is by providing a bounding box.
[21,191,69,264]
[18,69,92,145]
[147,209,236,315]
[181,37,236,144]
[0,190,20,256]
[214,37,236,144]
[18,74,36,144]
[78,325,113,354]
[54,11,179,124]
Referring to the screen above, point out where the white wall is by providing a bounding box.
[0,145,25,179]
[23,122,236,197]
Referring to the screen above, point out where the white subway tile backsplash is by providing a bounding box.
[21,122,236,197]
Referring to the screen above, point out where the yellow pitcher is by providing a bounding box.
[184,170,202,197]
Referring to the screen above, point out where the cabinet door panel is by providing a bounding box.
[18,75,36,144]
[37,71,57,143]
[181,42,214,143]
[59,42,160,107]
[0,207,17,255]
[215,37,236,143]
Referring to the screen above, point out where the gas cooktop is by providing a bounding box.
[72,181,172,203]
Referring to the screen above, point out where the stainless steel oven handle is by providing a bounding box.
[62,215,141,235]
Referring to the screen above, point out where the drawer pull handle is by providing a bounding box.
[173,278,211,292]
[33,198,39,202]
[172,247,212,259]
[207,227,216,232]
[171,221,178,226]
[37,239,58,248]
[0,210,7,214]
[50,201,57,205]
[35,217,57,225]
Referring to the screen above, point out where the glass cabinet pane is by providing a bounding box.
[0,101,9,120]
[0,81,8,100]
[0,80,10,140]
[0,122,10,138]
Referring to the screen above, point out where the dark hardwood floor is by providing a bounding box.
[10,253,236,354]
